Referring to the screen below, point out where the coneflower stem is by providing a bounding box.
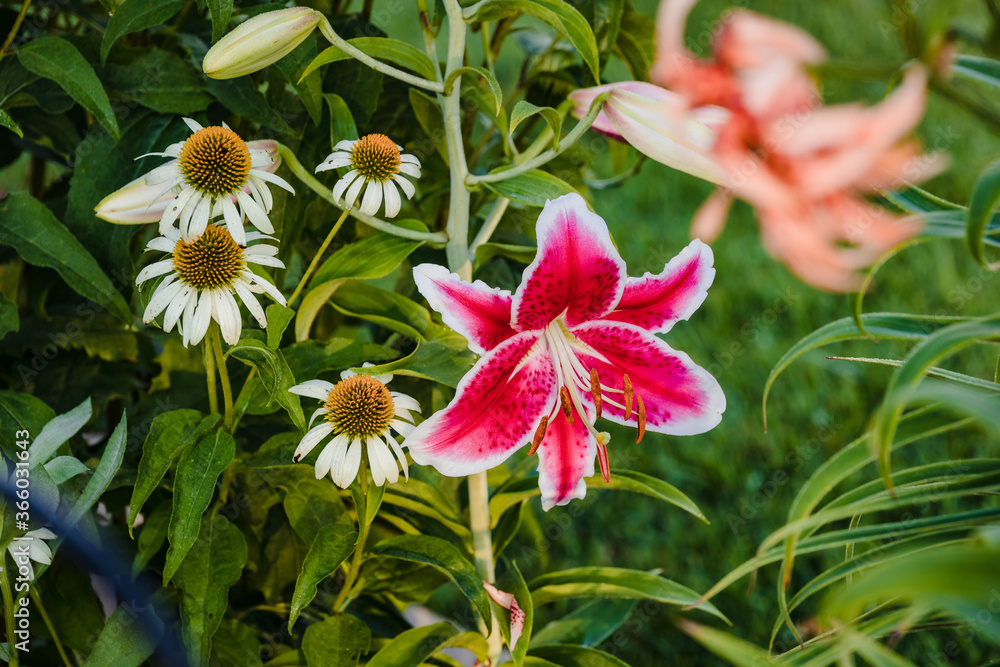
[204,336,219,416]
[209,323,234,431]
[287,208,350,307]
[333,470,371,612]
[0,566,18,667]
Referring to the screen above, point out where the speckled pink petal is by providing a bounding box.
[536,401,596,511]
[602,239,715,334]
[406,332,557,476]
[572,321,725,436]
[513,193,626,331]
[413,263,516,354]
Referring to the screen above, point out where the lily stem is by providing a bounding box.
[333,472,371,612]
[204,335,218,417]
[0,566,18,667]
[209,323,234,432]
[287,208,350,307]
[0,0,31,61]
[439,1,503,662]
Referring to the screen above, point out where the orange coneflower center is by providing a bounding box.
[172,225,245,290]
[350,133,401,181]
[178,126,252,196]
[323,375,395,438]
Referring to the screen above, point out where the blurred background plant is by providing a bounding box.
[1,0,1000,665]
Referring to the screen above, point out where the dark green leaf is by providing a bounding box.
[101,0,186,63]
[288,524,358,630]
[355,334,476,387]
[19,36,119,140]
[103,48,213,115]
[128,411,218,537]
[302,614,371,667]
[79,604,163,667]
[163,428,236,584]
[966,158,1000,269]
[65,412,128,526]
[409,88,448,163]
[510,100,562,143]
[208,0,234,43]
[445,66,503,114]
[483,170,577,207]
[207,77,295,135]
[529,598,635,648]
[266,304,295,349]
[527,645,630,667]
[0,109,22,138]
[370,535,492,626]
[44,456,90,484]
[367,622,483,667]
[174,517,247,667]
[309,225,427,290]
[29,397,91,469]
[326,93,358,147]
[0,193,131,323]
[227,338,305,430]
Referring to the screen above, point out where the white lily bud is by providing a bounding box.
[203,7,322,80]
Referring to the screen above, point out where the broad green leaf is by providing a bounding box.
[65,412,128,526]
[274,467,350,542]
[326,93,358,147]
[44,456,90,484]
[966,158,1000,268]
[465,0,600,80]
[0,193,131,323]
[827,356,1000,394]
[509,100,562,144]
[212,620,263,667]
[763,313,967,429]
[102,48,213,115]
[275,36,323,125]
[288,524,358,630]
[28,397,91,469]
[330,280,440,341]
[529,567,726,622]
[80,604,163,667]
[871,318,1000,490]
[163,429,236,584]
[615,3,654,80]
[19,36,119,140]
[0,392,55,451]
[266,304,295,349]
[370,535,493,626]
[207,77,295,135]
[227,338,305,430]
[529,598,635,648]
[367,622,488,667]
[527,646,629,667]
[302,614,371,667]
[303,38,438,82]
[489,471,706,526]
[309,226,427,290]
[475,242,537,268]
[174,517,247,667]
[353,334,476,387]
[679,621,770,667]
[101,0,186,62]
[0,109,21,138]
[208,0,234,43]
[129,411,218,537]
[132,503,170,577]
[593,0,625,72]
[483,170,577,207]
[445,66,503,114]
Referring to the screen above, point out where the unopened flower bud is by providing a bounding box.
[203,7,321,80]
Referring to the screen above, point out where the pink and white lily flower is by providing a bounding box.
[407,194,725,510]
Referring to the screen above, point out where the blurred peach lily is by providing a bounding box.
[406,194,725,510]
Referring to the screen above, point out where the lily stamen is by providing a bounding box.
[637,395,647,444]
[529,416,549,456]
[590,368,603,419]
[623,375,635,420]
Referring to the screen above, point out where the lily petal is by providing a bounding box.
[513,193,626,331]
[602,239,715,334]
[406,332,556,476]
[413,263,516,354]
[572,321,725,435]
[537,401,596,511]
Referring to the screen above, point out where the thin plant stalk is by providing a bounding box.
[204,336,219,416]
[30,587,71,667]
[333,470,371,612]
[0,566,19,667]
[287,208,351,307]
[209,323,234,431]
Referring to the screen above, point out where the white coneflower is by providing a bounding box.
[7,528,55,580]
[136,224,286,347]
[315,133,421,218]
[289,366,421,488]
[140,118,294,246]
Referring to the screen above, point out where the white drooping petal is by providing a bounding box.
[332,170,360,203]
[382,180,401,218]
[289,379,335,400]
[394,175,415,199]
[359,178,384,215]
[343,175,367,210]
[293,423,335,462]
[385,433,409,481]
